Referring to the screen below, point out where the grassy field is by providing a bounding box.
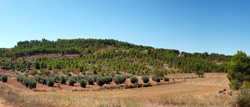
[0,73,233,107]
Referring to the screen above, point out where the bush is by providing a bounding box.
[53,75,60,83]
[16,75,22,82]
[96,77,106,87]
[164,77,170,82]
[77,75,84,81]
[94,75,101,82]
[40,77,47,85]
[141,76,149,83]
[68,77,76,86]
[22,77,29,87]
[1,75,8,82]
[152,75,160,82]
[79,79,87,88]
[30,69,37,76]
[227,51,250,90]
[28,79,37,89]
[85,75,94,85]
[113,75,126,85]
[234,87,250,107]
[130,75,138,84]
[16,75,37,89]
[196,71,204,78]
[104,76,112,84]
[34,76,41,82]
[47,77,54,87]
[60,76,66,84]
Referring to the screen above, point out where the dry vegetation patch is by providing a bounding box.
[0,73,232,107]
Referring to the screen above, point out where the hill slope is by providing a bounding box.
[0,39,231,75]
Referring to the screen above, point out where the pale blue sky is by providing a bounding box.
[0,0,250,55]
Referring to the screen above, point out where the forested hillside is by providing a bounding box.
[0,39,231,76]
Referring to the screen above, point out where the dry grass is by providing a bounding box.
[0,73,233,107]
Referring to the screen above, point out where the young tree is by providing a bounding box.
[227,51,250,90]
[130,75,138,84]
[141,76,149,83]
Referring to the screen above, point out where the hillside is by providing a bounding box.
[0,39,231,76]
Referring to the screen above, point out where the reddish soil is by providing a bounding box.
[5,77,182,92]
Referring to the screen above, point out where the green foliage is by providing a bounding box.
[30,69,37,76]
[53,75,60,83]
[164,77,170,82]
[96,77,106,87]
[16,75,37,89]
[1,75,8,82]
[28,79,37,89]
[60,76,66,84]
[46,77,54,87]
[77,75,84,82]
[85,75,94,85]
[68,77,76,86]
[152,75,160,82]
[113,75,126,85]
[40,77,47,85]
[34,76,41,82]
[196,71,204,77]
[130,75,138,84]
[234,87,250,107]
[141,76,149,83]
[79,79,87,88]
[227,51,250,90]
[104,76,112,84]
[0,39,231,78]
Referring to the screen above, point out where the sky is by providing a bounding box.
[0,0,250,55]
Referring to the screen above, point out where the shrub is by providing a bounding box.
[22,77,29,87]
[40,77,47,85]
[30,69,37,76]
[141,76,149,83]
[1,75,8,82]
[34,76,41,82]
[196,71,204,78]
[53,75,60,83]
[113,75,126,85]
[85,75,94,85]
[28,79,37,89]
[60,76,66,84]
[77,75,84,82]
[130,76,138,84]
[68,77,76,86]
[16,75,22,82]
[96,77,106,87]
[227,51,250,90]
[104,76,112,84]
[152,75,160,82]
[79,79,87,88]
[164,77,170,82]
[234,87,250,107]
[121,75,126,83]
[94,75,101,82]
[47,77,54,87]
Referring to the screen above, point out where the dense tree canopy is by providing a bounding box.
[0,39,232,75]
[227,51,250,90]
